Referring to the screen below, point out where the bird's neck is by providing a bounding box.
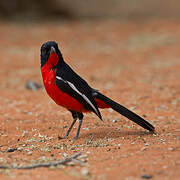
[41,58,65,80]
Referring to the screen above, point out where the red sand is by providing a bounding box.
[0,19,179,180]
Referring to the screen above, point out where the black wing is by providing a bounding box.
[55,63,102,120]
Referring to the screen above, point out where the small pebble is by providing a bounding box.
[112,119,118,123]
[168,147,174,151]
[129,106,135,111]
[17,147,23,151]
[160,139,165,142]
[141,174,153,179]
[7,148,17,152]
[82,128,89,131]
[27,151,32,155]
[141,147,147,151]
[145,143,150,146]
[26,80,42,91]
[63,153,68,157]
[81,167,89,176]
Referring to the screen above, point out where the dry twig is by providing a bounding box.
[0,152,82,169]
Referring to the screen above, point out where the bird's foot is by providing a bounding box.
[73,135,79,140]
[63,134,68,139]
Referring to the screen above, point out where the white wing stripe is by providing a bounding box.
[56,76,99,115]
[56,76,65,82]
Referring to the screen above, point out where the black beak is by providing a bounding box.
[50,46,56,54]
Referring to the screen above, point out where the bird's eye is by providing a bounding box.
[43,47,49,54]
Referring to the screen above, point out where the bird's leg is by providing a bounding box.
[74,113,84,140]
[64,111,78,138]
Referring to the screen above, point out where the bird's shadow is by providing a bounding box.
[80,127,154,140]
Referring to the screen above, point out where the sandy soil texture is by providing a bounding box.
[0,19,179,180]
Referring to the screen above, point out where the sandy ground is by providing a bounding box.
[0,19,179,180]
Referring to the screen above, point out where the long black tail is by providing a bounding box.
[94,91,155,132]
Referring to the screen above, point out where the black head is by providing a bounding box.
[40,41,63,67]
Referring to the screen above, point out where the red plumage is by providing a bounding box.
[41,52,110,112]
[40,41,154,139]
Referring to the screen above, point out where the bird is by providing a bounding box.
[40,41,155,139]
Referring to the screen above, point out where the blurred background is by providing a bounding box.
[0,0,180,20]
[0,0,179,89]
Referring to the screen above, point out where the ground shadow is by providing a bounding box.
[80,127,154,140]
